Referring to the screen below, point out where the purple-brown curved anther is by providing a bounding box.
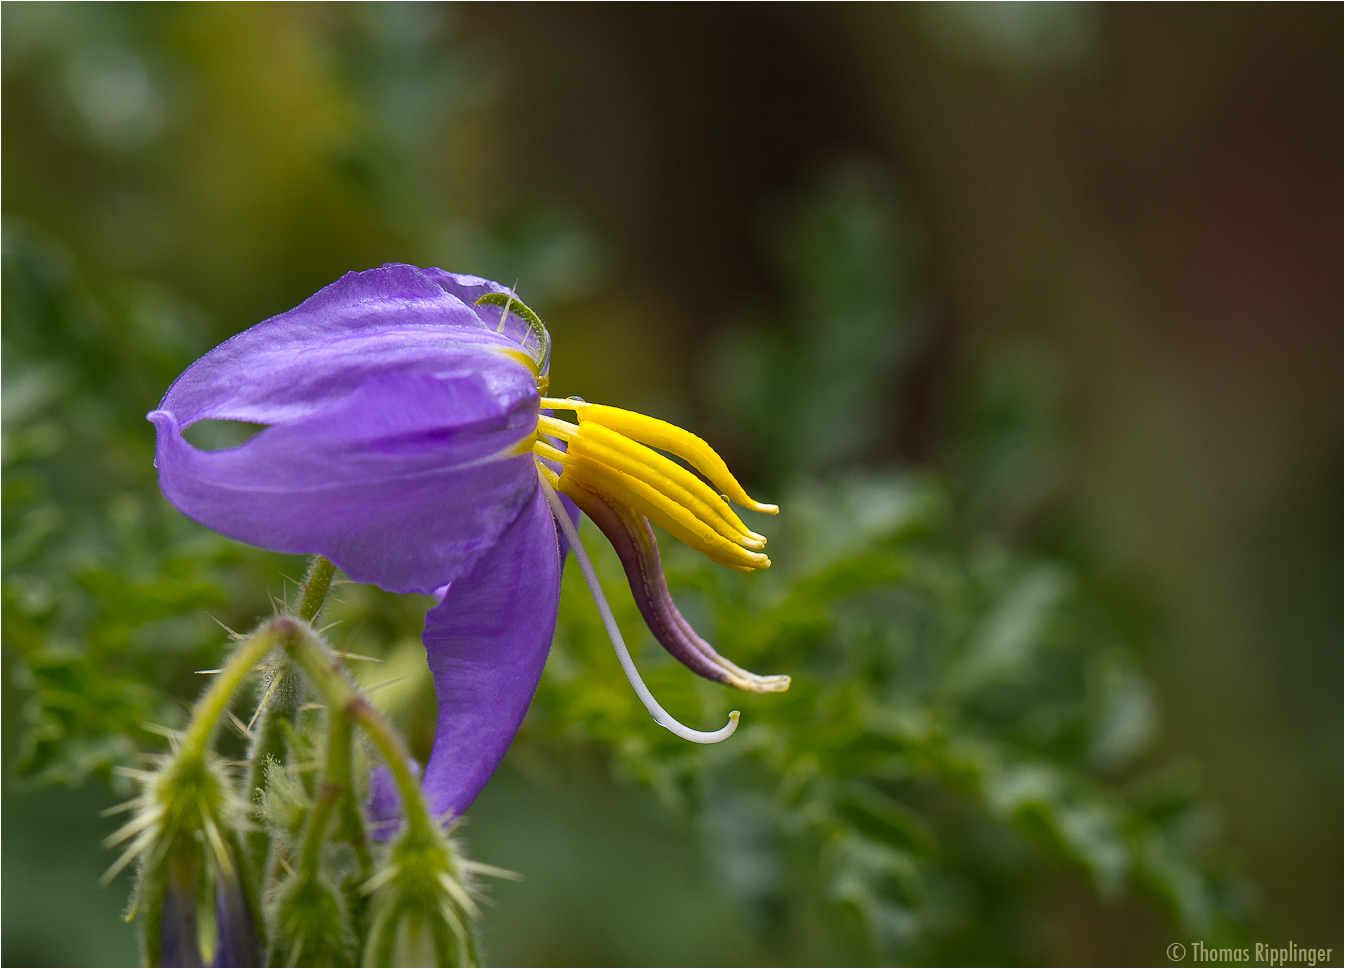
[565,481,790,693]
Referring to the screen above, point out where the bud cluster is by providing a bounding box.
[107,557,492,968]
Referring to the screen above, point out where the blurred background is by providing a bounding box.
[2,4,1339,966]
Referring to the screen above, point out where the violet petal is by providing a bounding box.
[420,482,562,820]
[366,758,421,843]
[159,869,204,968]
[159,265,539,428]
[210,872,262,967]
[151,369,538,596]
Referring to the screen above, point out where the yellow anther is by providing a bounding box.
[568,423,765,551]
[535,415,765,552]
[560,452,768,572]
[536,414,578,441]
[533,397,777,572]
[540,399,778,514]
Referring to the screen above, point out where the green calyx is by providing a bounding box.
[272,869,356,967]
[363,823,481,968]
[476,290,550,369]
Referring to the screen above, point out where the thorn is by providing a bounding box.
[365,674,410,695]
[333,651,382,664]
[247,669,285,731]
[141,723,180,741]
[298,703,325,712]
[113,766,155,781]
[206,613,244,641]
[225,708,254,741]
[341,621,367,652]
[100,797,145,817]
[195,668,224,675]
[316,619,344,635]
[463,860,523,881]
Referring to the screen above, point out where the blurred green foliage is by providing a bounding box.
[3,225,254,786]
[2,4,1254,966]
[516,172,1251,962]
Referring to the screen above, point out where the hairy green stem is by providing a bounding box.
[182,624,287,759]
[245,556,335,865]
[279,626,378,877]
[297,555,336,623]
[243,665,295,867]
[345,698,436,835]
[299,710,353,876]
[284,628,435,837]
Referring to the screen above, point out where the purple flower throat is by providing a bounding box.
[149,264,789,822]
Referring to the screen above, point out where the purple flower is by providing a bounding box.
[150,264,787,822]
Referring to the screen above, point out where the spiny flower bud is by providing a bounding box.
[269,869,356,967]
[107,744,261,967]
[362,821,502,968]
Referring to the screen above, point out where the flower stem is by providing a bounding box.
[282,626,435,837]
[244,663,296,867]
[299,706,354,876]
[182,623,288,759]
[246,556,336,864]
[297,555,336,623]
[346,698,437,834]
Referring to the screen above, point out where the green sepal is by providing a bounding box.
[475,291,549,368]
[133,845,173,968]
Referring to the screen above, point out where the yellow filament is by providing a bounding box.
[533,439,568,465]
[535,460,561,491]
[540,399,777,514]
[536,414,578,440]
[569,423,766,550]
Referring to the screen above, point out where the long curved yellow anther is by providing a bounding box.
[540,399,778,515]
[570,423,765,551]
[560,455,769,571]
